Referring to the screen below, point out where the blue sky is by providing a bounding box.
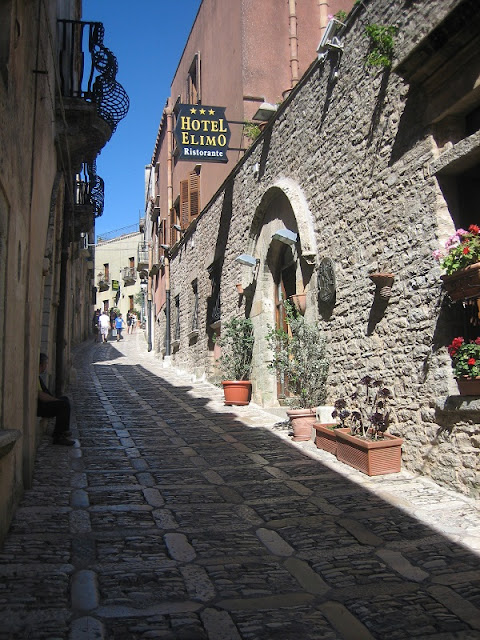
[82,1,202,239]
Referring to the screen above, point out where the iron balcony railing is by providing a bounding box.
[57,19,129,134]
[75,161,104,217]
[121,267,137,283]
[137,242,149,267]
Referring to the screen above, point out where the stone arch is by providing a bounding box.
[248,178,317,264]
[244,179,317,407]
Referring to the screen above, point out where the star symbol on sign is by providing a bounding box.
[190,107,197,114]
[208,109,215,115]
[199,108,206,115]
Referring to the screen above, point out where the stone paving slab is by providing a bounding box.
[0,332,479,639]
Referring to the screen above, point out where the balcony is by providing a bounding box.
[121,267,137,285]
[56,20,129,170]
[97,273,110,292]
[72,161,105,237]
[137,242,149,271]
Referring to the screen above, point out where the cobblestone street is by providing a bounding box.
[1,332,480,639]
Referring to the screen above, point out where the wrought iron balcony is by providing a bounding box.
[72,161,105,237]
[97,273,110,292]
[121,267,137,285]
[137,242,149,271]
[57,20,129,169]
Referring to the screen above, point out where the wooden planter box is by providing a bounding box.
[314,423,340,455]
[336,429,403,476]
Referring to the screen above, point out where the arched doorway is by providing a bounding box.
[245,180,317,407]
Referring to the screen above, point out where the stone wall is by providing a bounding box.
[161,0,479,498]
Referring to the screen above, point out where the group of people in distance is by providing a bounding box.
[92,308,138,343]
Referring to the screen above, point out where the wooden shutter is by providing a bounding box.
[180,179,189,229]
[189,171,200,222]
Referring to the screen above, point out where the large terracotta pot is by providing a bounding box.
[336,429,403,476]
[314,422,340,455]
[286,408,316,442]
[456,377,480,396]
[441,262,480,301]
[222,380,252,406]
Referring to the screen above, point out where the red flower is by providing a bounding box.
[476,338,480,345]
[468,358,476,366]
[448,337,464,357]
[468,224,480,235]
[462,246,470,255]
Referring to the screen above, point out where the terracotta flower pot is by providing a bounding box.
[335,429,403,476]
[314,422,339,455]
[222,380,252,406]
[369,272,395,300]
[456,377,480,396]
[286,408,316,441]
[441,262,480,302]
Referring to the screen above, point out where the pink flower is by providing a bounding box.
[432,249,443,260]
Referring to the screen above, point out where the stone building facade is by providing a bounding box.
[0,1,128,542]
[95,230,146,322]
[160,0,480,498]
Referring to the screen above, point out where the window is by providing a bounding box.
[179,169,200,229]
[103,263,109,281]
[129,295,134,310]
[129,257,134,269]
[174,295,180,341]
[187,53,201,104]
[207,261,221,325]
[191,280,199,332]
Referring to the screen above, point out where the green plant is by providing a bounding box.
[448,337,480,379]
[365,24,398,68]
[433,225,480,275]
[243,121,262,142]
[266,302,328,409]
[332,376,393,440]
[217,316,254,381]
[334,10,348,22]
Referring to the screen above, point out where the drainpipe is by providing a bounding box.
[164,103,174,358]
[147,241,152,351]
[288,0,299,88]
[318,0,329,37]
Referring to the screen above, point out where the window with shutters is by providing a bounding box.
[179,169,200,230]
[187,53,201,104]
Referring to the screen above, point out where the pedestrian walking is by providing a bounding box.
[114,313,125,341]
[92,309,100,342]
[98,310,110,343]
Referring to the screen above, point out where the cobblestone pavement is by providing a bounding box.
[1,332,480,640]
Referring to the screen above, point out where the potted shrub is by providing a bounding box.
[331,376,403,476]
[267,302,329,441]
[434,225,480,301]
[217,316,254,405]
[447,336,480,396]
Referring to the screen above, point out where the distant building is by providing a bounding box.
[95,229,147,324]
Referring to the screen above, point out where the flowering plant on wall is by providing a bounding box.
[433,225,480,275]
[448,337,480,379]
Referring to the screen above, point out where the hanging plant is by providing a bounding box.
[365,24,398,69]
[243,121,262,142]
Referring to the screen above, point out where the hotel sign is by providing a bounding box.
[174,104,230,163]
